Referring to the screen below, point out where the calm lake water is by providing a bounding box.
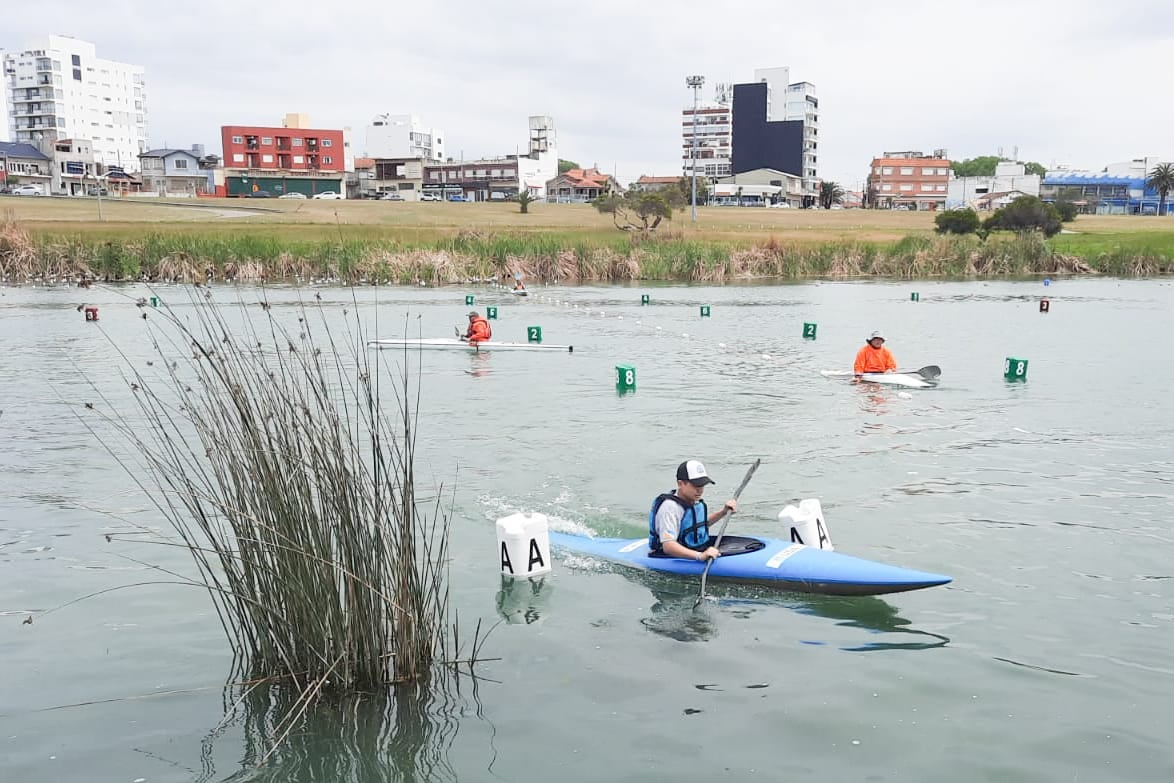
[2,277,1172,782]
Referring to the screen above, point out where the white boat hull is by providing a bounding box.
[820,370,934,388]
[368,338,572,352]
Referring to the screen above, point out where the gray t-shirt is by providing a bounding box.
[654,499,688,545]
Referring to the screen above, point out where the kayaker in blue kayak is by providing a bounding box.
[649,460,738,562]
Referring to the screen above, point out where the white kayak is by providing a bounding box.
[368,338,572,352]
[820,364,940,389]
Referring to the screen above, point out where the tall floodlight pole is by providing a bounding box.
[686,75,705,223]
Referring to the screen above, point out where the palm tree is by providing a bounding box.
[1145,163,1174,216]
[819,181,845,210]
[517,191,536,214]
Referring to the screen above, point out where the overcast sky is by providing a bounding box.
[4,0,1173,186]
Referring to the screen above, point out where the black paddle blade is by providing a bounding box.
[917,365,941,380]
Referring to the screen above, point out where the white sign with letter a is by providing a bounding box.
[777,499,834,551]
[496,512,553,578]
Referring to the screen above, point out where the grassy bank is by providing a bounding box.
[3,197,1173,282]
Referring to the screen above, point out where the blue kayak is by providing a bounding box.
[548,532,951,596]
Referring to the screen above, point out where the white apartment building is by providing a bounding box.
[752,66,819,196]
[365,114,444,161]
[3,36,147,171]
[682,82,732,182]
[515,115,557,197]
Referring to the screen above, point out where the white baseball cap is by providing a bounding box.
[676,460,715,487]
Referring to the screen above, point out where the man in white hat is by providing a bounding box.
[647,460,738,561]
[854,330,897,376]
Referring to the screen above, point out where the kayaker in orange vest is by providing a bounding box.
[854,330,897,376]
[462,311,492,344]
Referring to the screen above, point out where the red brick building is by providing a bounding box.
[866,150,952,211]
[220,124,346,197]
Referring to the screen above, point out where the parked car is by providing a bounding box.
[420,192,441,202]
[10,184,44,196]
[447,194,469,202]
[769,201,791,208]
[247,190,274,198]
[312,191,342,200]
[379,192,404,201]
[277,192,307,199]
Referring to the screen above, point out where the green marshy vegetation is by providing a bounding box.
[78,291,489,761]
[4,218,1173,284]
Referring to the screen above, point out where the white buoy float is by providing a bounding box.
[778,499,834,550]
[496,512,553,578]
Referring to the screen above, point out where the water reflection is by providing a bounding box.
[464,352,492,377]
[205,675,472,783]
[793,594,951,652]
[495,574,553,625]
[619,568,949,650]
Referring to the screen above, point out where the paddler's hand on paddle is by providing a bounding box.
[697,546,721,562]
[708,498,737,524]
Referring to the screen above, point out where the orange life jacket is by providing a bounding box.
[466,317,492,343]
[854,344,897,374]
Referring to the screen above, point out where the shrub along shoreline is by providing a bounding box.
[3,219,1172,284]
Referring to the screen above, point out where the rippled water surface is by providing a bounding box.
[2,278,1172,781]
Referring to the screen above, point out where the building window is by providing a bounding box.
[899,184,913,191]
[922,183,935,191]
[900,167,913,175]
[72,68,82,81]
[174,159,188,169]
[261,136,273,145]
[232,153,244,163]
[922,168,935,176]
[71,54,81,66]
[939,168,950,176]
[323,156,332,164]
[262,154,273,163]
[292,138,303,146]
[936,185,947,191]
[881,167,893,175]
[881,184,893,191]
[322,139,332,147]
[293,155,304,164]
[232,135,243,144]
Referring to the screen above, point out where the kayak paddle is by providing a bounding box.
[694,458,761,609]
[906,365,941,380]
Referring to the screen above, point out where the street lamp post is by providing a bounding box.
[85,171,107,221]
[686,75,705,223]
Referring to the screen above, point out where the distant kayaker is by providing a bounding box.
[513,278,526,292]
[854,330,897,376]
[462,311,492,344]
[648,460,738,562]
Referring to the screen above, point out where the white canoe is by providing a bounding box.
[368,338,572,352]
[820,370,936,389]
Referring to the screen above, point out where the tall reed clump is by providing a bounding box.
[89,289,485,696]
